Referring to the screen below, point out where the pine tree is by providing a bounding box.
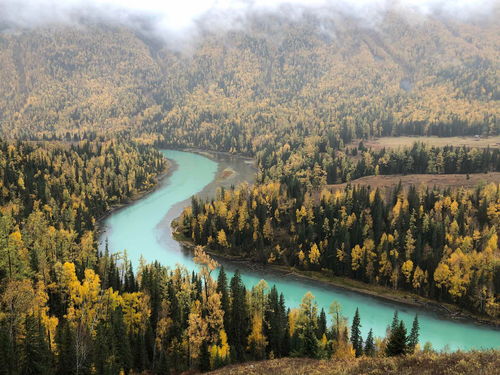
[55,320,76,375]
[112,309,131,372]
[199,341,211,372]
[408,315,420,353]
[21,315,51,375]
[229,270,249,362]
[364,328,375,357]
[350,308,363,357]
[386,320,408,356]
[94,320,112,375]
[302,321,318,358]
[390,311,399,332]
[264,286,281,357]
[282,315,291,357]
[124,262,137,292]
[216,266,230,332]
[280,302,290,357]
[317,308,327,339]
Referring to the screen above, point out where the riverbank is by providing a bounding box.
[95,157,176,240]
[99,148,500,350]
[174,233,499,329]
[178,147,255,162]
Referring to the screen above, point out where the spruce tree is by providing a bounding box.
[281,306,291,357]
[94,320,112,375]
[21,315,51,375]
[302,322,318,358]
[124,262,137,292]
[113,309,131,372]
[386,320,408,356]
[390,311,399,332]
[264,286,281,357]
[350,308,363,357]
[199,341,211,372]
[0,323,10,375]
[408,315,420,353]
[317,308,327,339]
[229,270,248,362]
[364,329,375,357]
[55,320,76,375]
[216,266,230,332]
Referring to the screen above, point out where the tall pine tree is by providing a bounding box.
[217,266,230,332]
[350,308,363,357]
[408,315,420,353]
[317,308,327,339]
[364,328,375,357]
[229,270,249,362]
[386,320,408,356]
[21,315,51,375]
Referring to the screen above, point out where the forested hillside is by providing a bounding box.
[0,3,499,374]
[0,10,498,146]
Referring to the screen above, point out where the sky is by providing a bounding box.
[1,0,497,36]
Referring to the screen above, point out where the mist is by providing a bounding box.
[1,0,498,42]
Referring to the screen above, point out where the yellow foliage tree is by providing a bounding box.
[309,243,321,265]
[247,313,267,359]
[402,260,414,283]
[121,292,151,335]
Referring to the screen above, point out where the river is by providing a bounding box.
[99,150,500,351]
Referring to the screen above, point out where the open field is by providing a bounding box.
[328,172,500,194]
[354,136,500,151]
[209,351,500,375]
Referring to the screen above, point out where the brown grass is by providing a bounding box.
[353,136,500,151]
[207,351,500,375]
[328,173,500,197]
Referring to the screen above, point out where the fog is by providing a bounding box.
[1,0,497,40]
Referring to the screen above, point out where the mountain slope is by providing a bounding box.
[0,9,498,147]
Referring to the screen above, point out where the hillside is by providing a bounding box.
[0,4,499,375]
[208,351,500,375]
[0,8,498,148]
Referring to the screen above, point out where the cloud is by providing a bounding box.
[1,0,497,37]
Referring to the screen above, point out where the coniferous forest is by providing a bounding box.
[0,1,499,374]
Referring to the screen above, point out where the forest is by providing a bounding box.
[257,141,500,188]
[179,179,500,318]
[0,10,498,147]
[0,3,498,375]
[0,140,423,374]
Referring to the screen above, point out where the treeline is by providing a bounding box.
[179,183,500,318]
[351,143,500,177]
[258,141,500,189]
[0,243,422,375]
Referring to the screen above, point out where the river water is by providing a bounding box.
[99,150,500,351]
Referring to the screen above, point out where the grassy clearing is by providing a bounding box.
[328,172,500,196]
[354,136,500,151]
[208,351,500,375]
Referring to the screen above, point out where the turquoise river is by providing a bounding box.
[99,150,500,351]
